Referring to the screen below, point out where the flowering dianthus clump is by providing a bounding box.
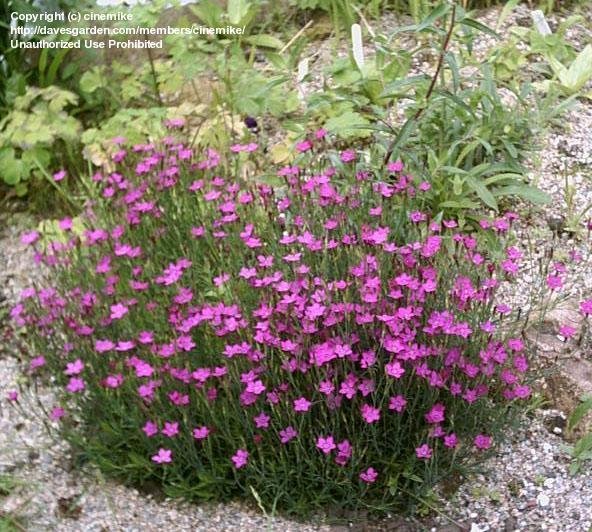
[14,130,538,514]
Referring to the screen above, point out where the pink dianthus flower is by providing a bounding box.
[231,449,249,469]
[359,467,378,483]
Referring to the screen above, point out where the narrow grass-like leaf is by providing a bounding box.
[459,18,501,40]
[568,397,592,432]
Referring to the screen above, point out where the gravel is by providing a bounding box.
[1,4,592,531]
[431,413,592,532]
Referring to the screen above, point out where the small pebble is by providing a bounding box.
[538,494,551,508]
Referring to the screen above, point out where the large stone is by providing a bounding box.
[525,298,586,356]
[526,298,592,441]
[543,358,592,441]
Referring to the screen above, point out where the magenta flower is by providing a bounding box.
[231,449,249,469]
[58,217,73,231]
[580,299,592,315]
[165,117,185,128]
[135,361,154,378]
[335,439,352,466]
[387,160,403,172]
[293,397,311,413]
[152,448,172,464]
[305,302,326,320]
[230,142,257,153]
[53,170,66,181]
[410,210,427,223]
[430,425,444,438]
[388,395,407,413]
[513,384,530,399]
[474,434,492,450]
[546,275,563,290]
[425,403,445,424]
[296,140,313,153]
[340,149,356,163]
[143,421,158,437]
[496,304,512,315]
[191,226,205,238]
[213,273,230,287]
[415,444,432,460]
[95,339,115,353]
[66,377,85,393]
[50,406,65,421]
[109,303,128,320]
[360,350,376,368]
[30,355,46,371]
[385,360,405,379]
[444,433,458,449]
[316,435,336,454]
[64,359,84,375]
[20,230,40,245]
[513,355,528,372]
[168,390,188,407]
[6,390,18,402]
[480,321,496,333]
[162,421,179,438]
[318,380,335,395]
[239,267,257,279]
[254,412,270,429]
[104,374,124,388]
[559,325,576,338]
[493,218,509,232]
[507,338,524,352]
[315,128,327,139]
[279,426,298,444]
[359,467,378,483]
[501,259,519,275]
[138,381,156,400]
[361,404,380,424]
[136,331,153,345]
[283,252,301,263]
[246,380,266,395]
[192,426,210,440]
[358,379,375,397]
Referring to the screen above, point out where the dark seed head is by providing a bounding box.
[244,116,258,130]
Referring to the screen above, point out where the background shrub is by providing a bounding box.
[4,0,584,213]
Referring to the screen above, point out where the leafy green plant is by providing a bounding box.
[0,86,81,196]
[487,34,528,83]
[191,0,286,48]
[214,44,300,118]
[288,0,356,33]
[1,0,90,110]
[303,4,455,140]
[561,171,592,235]
[546,45,592,97]
[403,65,551,213]
[378,5,552,216]
[305,51,397,139]
[528,15,582,65]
